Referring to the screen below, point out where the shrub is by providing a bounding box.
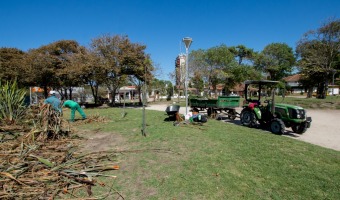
[0,80,27,124]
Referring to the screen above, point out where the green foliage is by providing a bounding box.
[226,65,262,90]
[90,34,153,104]
[191,72,204,95]
[190,45,238,96]
[296,18,340,99]
[254,43,296,80]
[149,78,172,97]
[25,40,85,98]
[0,47,27,85]
[189,44,262,97]
[0,80,27,124]
[228,45,255,65]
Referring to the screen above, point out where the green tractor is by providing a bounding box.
[240,80,312,135]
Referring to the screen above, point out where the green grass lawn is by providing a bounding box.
[67,107,340,199]
[279,95,340,109]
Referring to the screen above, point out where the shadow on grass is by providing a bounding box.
[216,115,302,138]
[283,130,301,138]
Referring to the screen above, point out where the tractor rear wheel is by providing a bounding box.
[292,122,308,134]
[240,110,257,127]
[270,118,285,135]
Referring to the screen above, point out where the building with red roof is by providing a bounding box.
[283,74,304,94]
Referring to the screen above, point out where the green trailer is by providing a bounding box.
[189,96,240,119]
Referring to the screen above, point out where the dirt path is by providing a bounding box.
[146,104,340,151]
[297,109,340,151]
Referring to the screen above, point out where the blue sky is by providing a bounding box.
[1,0,339,81]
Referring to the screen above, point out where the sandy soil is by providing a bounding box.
[296,109,340,151]
[145,103,340,151]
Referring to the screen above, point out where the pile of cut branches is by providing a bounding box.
[0,102,122,199]
[26,103,69,141]
[0,136,122,199]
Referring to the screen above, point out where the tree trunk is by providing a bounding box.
[307,86,313,98]
[213,84,217,98]
[58,88,65,100]
[108,86,118,106]
[94,85,99,104]
[137,85,142,106]
[317,81,326,99]
[63,89,67,100]
[43,85,48,98]
[68,88,73,101]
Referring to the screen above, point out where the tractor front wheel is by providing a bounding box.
[292,122,308,134]
[240,110,257,127]
[270,118,285,135]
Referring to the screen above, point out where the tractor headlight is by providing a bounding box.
[297,109,306,119]
[296,110,300,118]
[288,108,306,119]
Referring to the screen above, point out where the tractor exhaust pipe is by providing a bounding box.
[271,88,275,117]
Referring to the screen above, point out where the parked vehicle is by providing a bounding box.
[189,96,240,119]
[240,80,312,135]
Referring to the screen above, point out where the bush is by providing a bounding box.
[0,80,27,124]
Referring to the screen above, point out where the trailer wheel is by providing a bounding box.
[228,110,237,120]
[270,118,285,135]
[292,122,308,134]
[207,108,217,118]
[207,108,212,116]
[240,110,257,127]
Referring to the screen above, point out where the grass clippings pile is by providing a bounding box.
[0,105,122,199]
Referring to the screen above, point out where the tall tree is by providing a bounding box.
[296,19,340,99]
[0,48,27,86]
[52,40,85,100]
[148,78,172,101]
[191,71,204,95]
[224,65,262,92]
[90,34,153,105]
[25,48,59,97]
[68,48,106,104]
[190,45,235,97]
[26,40,84,98]
[187,50,207,97]
[254,43,296,81]
[128,58,153,105]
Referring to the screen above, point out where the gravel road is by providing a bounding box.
[145,104,340,151]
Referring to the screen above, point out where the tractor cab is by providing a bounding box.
[244,80,278,107]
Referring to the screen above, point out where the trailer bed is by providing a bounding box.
[190,96,240,119]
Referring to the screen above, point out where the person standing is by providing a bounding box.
[44,90,62,113]
[62,100,86,122]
